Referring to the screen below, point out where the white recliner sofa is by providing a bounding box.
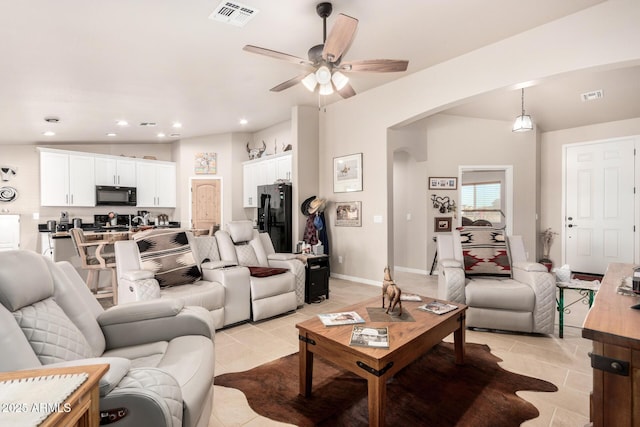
[0,250,215,427]
[215,220,304,321]
[114,229,251,329]
[437,226,556,334]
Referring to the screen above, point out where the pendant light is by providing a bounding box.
[301,65,349,96]
[512,88,533,132]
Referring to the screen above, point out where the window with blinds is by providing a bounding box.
[461,182,503,226]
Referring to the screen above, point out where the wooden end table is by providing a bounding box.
[0,364,109,427]
[296,295,467,427]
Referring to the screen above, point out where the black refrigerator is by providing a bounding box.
[257,183,292,253]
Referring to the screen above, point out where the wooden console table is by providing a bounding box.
[582,263,640,427]
[0,364,108,427]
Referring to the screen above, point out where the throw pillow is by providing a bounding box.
[134,230,201,287]
[458,227,511,277]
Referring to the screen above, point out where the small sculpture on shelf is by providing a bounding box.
[246,140,266,160]
[382,266,402,316]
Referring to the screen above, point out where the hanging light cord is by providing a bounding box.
[520,88,526,115]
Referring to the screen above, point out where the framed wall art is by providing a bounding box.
[428,177,457,190]
[195,152,217,174]
[335,201,362,227]
[434,216,452,232]
[334,153,363,193]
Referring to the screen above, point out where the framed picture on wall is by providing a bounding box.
[335,201,362,227]
[428,177,457,190]
[194,152,217,174]
[334,153,363,193]
[434,217,452,232]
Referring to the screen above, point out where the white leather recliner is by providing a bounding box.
[215,220,302,321]
[0,250,215,427]
[437,227,556,334]
[114,229,251,330]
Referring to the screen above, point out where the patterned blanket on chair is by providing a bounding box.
[458,227,511,277]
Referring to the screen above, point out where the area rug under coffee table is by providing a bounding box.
[215,341,558,427]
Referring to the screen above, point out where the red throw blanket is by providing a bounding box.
[248,266,288,278]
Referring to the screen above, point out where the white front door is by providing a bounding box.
[564,138,636,274]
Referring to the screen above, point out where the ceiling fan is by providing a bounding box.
[243,2,409,99]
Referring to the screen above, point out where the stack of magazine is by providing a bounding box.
[349,326,389,348]
[418,301,458,315]
[317,311,365,326]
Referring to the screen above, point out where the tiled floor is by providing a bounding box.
[209,272,594,427]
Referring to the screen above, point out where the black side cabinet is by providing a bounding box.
[305,255,330,303]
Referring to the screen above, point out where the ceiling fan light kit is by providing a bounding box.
[242,2,408,99]
[512,88,533,132]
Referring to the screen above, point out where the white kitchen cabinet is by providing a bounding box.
[243,152,292,208]
[95,157,136,187]
[243,162,258,208]
[0,215,20,250]
[136,161,176,208]
[40,150,95,206]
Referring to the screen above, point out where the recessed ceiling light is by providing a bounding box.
[157,132,166,138]
[107,133,117,137]
[172,122,182,128]
[116,120,128,126]
[42,131,55,136]
[239,118,248,125]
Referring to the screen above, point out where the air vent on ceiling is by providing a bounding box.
[581,90,604,102]
[139,122,157,127]
[209,1,259,27]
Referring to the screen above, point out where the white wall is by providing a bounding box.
[321,0,640,283]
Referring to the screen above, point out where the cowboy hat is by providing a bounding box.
[300,195,316,216]
[308,198,326,214]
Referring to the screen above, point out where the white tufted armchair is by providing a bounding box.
[437,227,556,334]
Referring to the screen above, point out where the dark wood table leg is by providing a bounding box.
[298,334,313,397]
[454,313,466,365]
[368,374,385,427]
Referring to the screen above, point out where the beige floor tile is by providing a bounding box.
[210,272,596,426]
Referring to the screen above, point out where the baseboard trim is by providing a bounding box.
[394,266,428,275]
[330,273,380,287]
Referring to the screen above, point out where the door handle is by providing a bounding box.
[568,224,577,228]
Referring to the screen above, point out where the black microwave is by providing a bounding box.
[96,186,137,206]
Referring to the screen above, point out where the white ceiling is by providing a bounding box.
[2,0,635,145]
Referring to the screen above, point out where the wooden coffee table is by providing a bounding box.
[296,295,467,427]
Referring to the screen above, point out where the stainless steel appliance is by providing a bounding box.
[257,183,292,253]
[47,220,57,231]
[72,218,83,229]
[95,186,137,206]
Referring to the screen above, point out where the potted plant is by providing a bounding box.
[539,227,558,271]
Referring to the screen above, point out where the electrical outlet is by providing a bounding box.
[33,212,40,220]
[406,213,412,221]
[338,255,343,264]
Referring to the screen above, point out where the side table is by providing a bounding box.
[556,280,600,338]
[301,254,330,303]
[0,363,108,427]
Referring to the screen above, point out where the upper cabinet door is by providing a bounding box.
[40,151,70,206]
[116,159,137,187]
[95,157,118,186]
[155,163,176,207]
[136,161,157,207]
[68,154,95,206]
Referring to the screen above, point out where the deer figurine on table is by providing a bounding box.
[382,266,402,316]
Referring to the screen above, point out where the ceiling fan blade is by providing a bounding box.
[243,45,313,67]
[340,59,409,73]
[270,74,308,92]
[322,14,358,62]
[337,82,356,99]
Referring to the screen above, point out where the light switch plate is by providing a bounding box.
[373,215,383,223]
